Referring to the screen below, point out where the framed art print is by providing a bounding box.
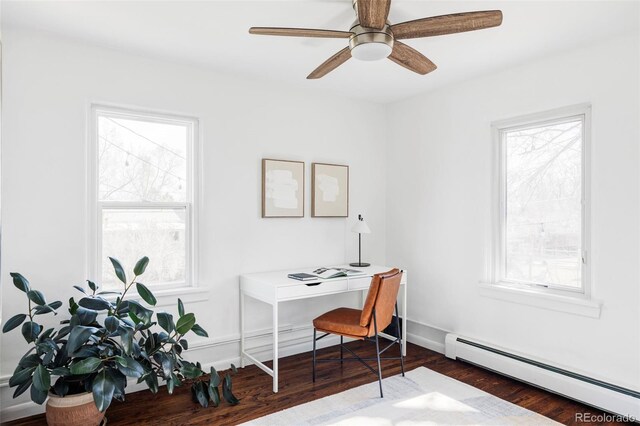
[262,159,305,218]
[312,163,349,217]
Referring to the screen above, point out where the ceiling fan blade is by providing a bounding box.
[249,27,352,39]
[307,47,352,79]
[391,10,503,39]
[357,0,392,30]
[388,41,437,75]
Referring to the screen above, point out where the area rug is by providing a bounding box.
[242,367,559,425]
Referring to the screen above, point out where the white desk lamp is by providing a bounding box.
[350,214,371,267]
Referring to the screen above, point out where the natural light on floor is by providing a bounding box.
[394,392,479,413]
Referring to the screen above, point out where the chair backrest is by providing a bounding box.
[359,268,402,334]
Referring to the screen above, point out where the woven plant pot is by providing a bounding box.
[46,392,106,426]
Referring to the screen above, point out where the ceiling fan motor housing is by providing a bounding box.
[349,20,394,61]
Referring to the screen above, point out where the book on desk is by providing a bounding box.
[286,273,318,281]
[287,267,366,281]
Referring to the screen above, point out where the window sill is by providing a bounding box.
[103,286,209,308]
[478,282,602,318]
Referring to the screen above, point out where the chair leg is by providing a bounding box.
[312,328,317,382]
[340,336,344,365]
[395,303,405,377]
[373,309,383,398]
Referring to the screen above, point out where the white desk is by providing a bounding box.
[239,264,407,392]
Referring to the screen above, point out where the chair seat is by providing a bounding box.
[313,307,369,338]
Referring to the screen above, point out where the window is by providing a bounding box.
[492,105,590,295]
[91,106,197,290]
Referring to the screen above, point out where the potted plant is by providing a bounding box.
[2,256,238,425]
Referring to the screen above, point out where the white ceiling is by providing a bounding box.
[3,0,639,103]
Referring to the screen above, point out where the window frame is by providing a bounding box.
[88,104,199,291]
[489,104,592,298]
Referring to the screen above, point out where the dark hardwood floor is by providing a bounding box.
[5,341,629,425]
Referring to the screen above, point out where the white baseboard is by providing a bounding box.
[4,318,636,423]
[0,400,46,423]
[0,321,342,423]
[407,331,445,354]
[0,318,438,422]
[406,319,447,354]
[446,333,640,420]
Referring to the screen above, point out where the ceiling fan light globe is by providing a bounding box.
[348,21,394,62]
[350,42,393,61]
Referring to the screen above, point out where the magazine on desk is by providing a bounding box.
[313,267,365,279]
[288,267,366,281]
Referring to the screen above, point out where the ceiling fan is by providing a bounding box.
[249,0,503,79]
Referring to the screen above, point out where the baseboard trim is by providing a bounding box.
[0,318,442,422]
[0,400,45,423]
[446,334,640,419]
[405,318,448,354]
[407,331,445,354]
[0,322,331,423]
[0,322,309,388]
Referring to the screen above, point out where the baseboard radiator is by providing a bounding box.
[445,334,640,420]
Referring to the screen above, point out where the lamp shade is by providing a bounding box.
[351,218,371,234]
[350,42,392,61]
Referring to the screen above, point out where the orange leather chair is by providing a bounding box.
[312,268,404,397]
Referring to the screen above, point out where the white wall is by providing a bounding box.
[386,33,640,391]
[2,24,639,423]
[0,29,387,419]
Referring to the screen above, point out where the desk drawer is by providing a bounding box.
[348,276,372,291]
[278,279,348,300]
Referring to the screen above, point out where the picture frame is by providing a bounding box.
[312,163,349,217]
[262,158,305,218]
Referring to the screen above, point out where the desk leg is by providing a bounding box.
[240,290,245,368]
[273,301,279,393]
[402,284,407,357]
